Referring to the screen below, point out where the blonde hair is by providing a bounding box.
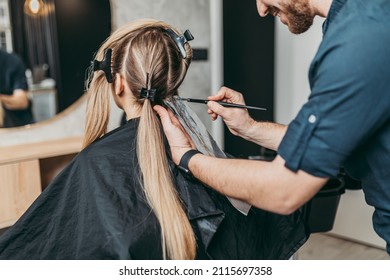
[83,19,196,259]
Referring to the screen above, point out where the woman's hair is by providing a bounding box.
[83,19,196,259]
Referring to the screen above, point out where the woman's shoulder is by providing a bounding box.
[80,119,139,159]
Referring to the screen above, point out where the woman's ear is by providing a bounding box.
[114,73,125,96]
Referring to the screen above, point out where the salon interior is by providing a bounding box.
[0,0,388,259]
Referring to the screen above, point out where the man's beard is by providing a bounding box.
[272,0,314,34]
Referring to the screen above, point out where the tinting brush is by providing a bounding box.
[178,97,267,111]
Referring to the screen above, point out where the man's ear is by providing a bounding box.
[114,73,124,96]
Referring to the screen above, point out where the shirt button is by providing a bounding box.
[308,114,317,124]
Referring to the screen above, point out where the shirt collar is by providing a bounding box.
[322,0,348,34]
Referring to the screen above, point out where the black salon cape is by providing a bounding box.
[0,119,309,260]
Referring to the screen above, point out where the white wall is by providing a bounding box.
[275,17,323,124]
[209,0,224,148]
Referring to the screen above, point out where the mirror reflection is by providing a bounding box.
[0,0,111,128]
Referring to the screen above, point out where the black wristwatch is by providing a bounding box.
[177,149,202,176]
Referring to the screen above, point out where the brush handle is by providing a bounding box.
[181,98,267,111]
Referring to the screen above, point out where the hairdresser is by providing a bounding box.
[155,0,390,255]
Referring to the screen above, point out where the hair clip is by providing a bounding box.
[92,48,113,83]
[166,28,194,58]
[140,88,157,102]
[140,73,157,102]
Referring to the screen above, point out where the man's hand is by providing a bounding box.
[207,86,255,138]
[154,105,195,164]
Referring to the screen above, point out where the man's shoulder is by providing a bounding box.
[314,5,390,72]
[0,50,25,75]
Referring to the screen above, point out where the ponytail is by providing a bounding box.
[83,73,111,147]
[137,100,196,259]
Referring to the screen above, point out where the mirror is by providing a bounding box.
[0,0,111,128]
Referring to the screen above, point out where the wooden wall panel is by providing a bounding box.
[0,160,41,228]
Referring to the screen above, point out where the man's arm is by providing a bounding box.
[0,90,30,110]
[154,105,328,215]
[224,117,287,151]
[189,153,327,214]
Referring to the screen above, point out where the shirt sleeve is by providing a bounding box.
[278,24,390,178]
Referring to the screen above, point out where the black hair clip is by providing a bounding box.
[166,29,194,59]
[140,88,157,102]
[140,73,157,102]
[92,48,113,83]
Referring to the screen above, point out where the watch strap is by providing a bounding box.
[177,149,201,176]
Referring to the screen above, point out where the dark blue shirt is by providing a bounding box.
[0,49,28,95]
[278,0,390,253]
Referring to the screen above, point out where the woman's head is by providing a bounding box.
[85,19,193,143]
[110,20,193,104]
[84,19,197,260]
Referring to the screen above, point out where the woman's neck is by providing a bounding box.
[123,104,142,121]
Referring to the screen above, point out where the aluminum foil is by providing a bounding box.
[164,96,252,215]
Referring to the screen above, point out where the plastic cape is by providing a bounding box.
[0,119,309,259]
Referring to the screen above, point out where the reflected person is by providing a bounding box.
[0,49,34,128]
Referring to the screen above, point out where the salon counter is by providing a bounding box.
[0,137,82,229]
